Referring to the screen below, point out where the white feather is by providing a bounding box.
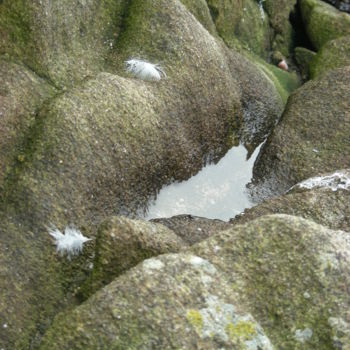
[48,226,91,259]
[125,59,166,81]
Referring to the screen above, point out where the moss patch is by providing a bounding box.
[300,0,350,50]
[310,35,350,78]
[226,320,257,341]
[187,309,204,331]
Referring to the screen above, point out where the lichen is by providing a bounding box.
[187,309,204,331]
[226,320,257,341]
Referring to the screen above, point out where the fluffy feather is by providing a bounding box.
[125,59,166,81]
[48,226,91,259]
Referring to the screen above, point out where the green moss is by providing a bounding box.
[255,58,300,104]
[294,46,316,80]
[0,0,126,88]
[180,0,217,35]
[206,0,271,59]
[300,0,350,50]
[187,309,204,331]
[264,0,297,57]
[226,320,257,341]
[310,35,350,78]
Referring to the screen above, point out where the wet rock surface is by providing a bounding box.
[251,67,350,200]
[0,0,348,348]
[232,180,350,232]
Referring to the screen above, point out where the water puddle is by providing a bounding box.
[143,143,262,221]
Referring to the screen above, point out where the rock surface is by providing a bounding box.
[0,0,287,347]
[232,181,350,232]
[206,0,271,59]
[294,46,316,81]
[40,253,274,349]
[322,0,350,13]
[310,35,350,78]
[0,0,125,88]
[191,214,350,350]
[264,0,297,57]
[79,216,184,300]
[151,214,232,245]
[0,58,56,186]
[251,67,350,200]
[300,0,350,50]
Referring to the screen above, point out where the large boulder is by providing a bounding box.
[40,253,274,349]
[0,0,125,88]
[300,0,350,50]
[310,35,350,78]
[180,0,217,35]
[233,171,350,231]
[79,216,184,300]
[0,58,55,186]
[263,0,297,57]
[251,67,350,200]
[191,215,350,349]
[322,0,350,13]
[0,0,286,347]
[206,0,272,59]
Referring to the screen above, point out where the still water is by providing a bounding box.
[144,144,261,221]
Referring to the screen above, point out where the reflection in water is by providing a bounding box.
[144,144,262,221]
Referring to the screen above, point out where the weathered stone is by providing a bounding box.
[251,67,350,200]
[0,58,56,186]
[310,35,350,78]
[226,51,287,149]
[0,0,287,347]
[191,214,350,349]
[322,0,350,13]
[206,0,272,59]
[231,184,350,232]
[294,46,316,80]
[264,0,297,57]
[0,0,125,88]
[300,0,350,50]
[180,0,217,35]
[79,216,184,300]
[40,253,274,349]
[151,214,232,245]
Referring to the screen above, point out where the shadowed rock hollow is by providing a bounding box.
[251,66,350,200]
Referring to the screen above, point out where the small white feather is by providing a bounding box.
[48,226,91,259]
[125,59,166,81]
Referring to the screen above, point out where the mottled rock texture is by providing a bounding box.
[232,185,350,232]
[151,214,232,245]
[300,0,350,50]
[264,0,297,57]
[191,215,350,350]
[251,67,350,200]
[79,216,184,300]
[40,253,274,350]
[0,0,288,347]
[310,35,350,78]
